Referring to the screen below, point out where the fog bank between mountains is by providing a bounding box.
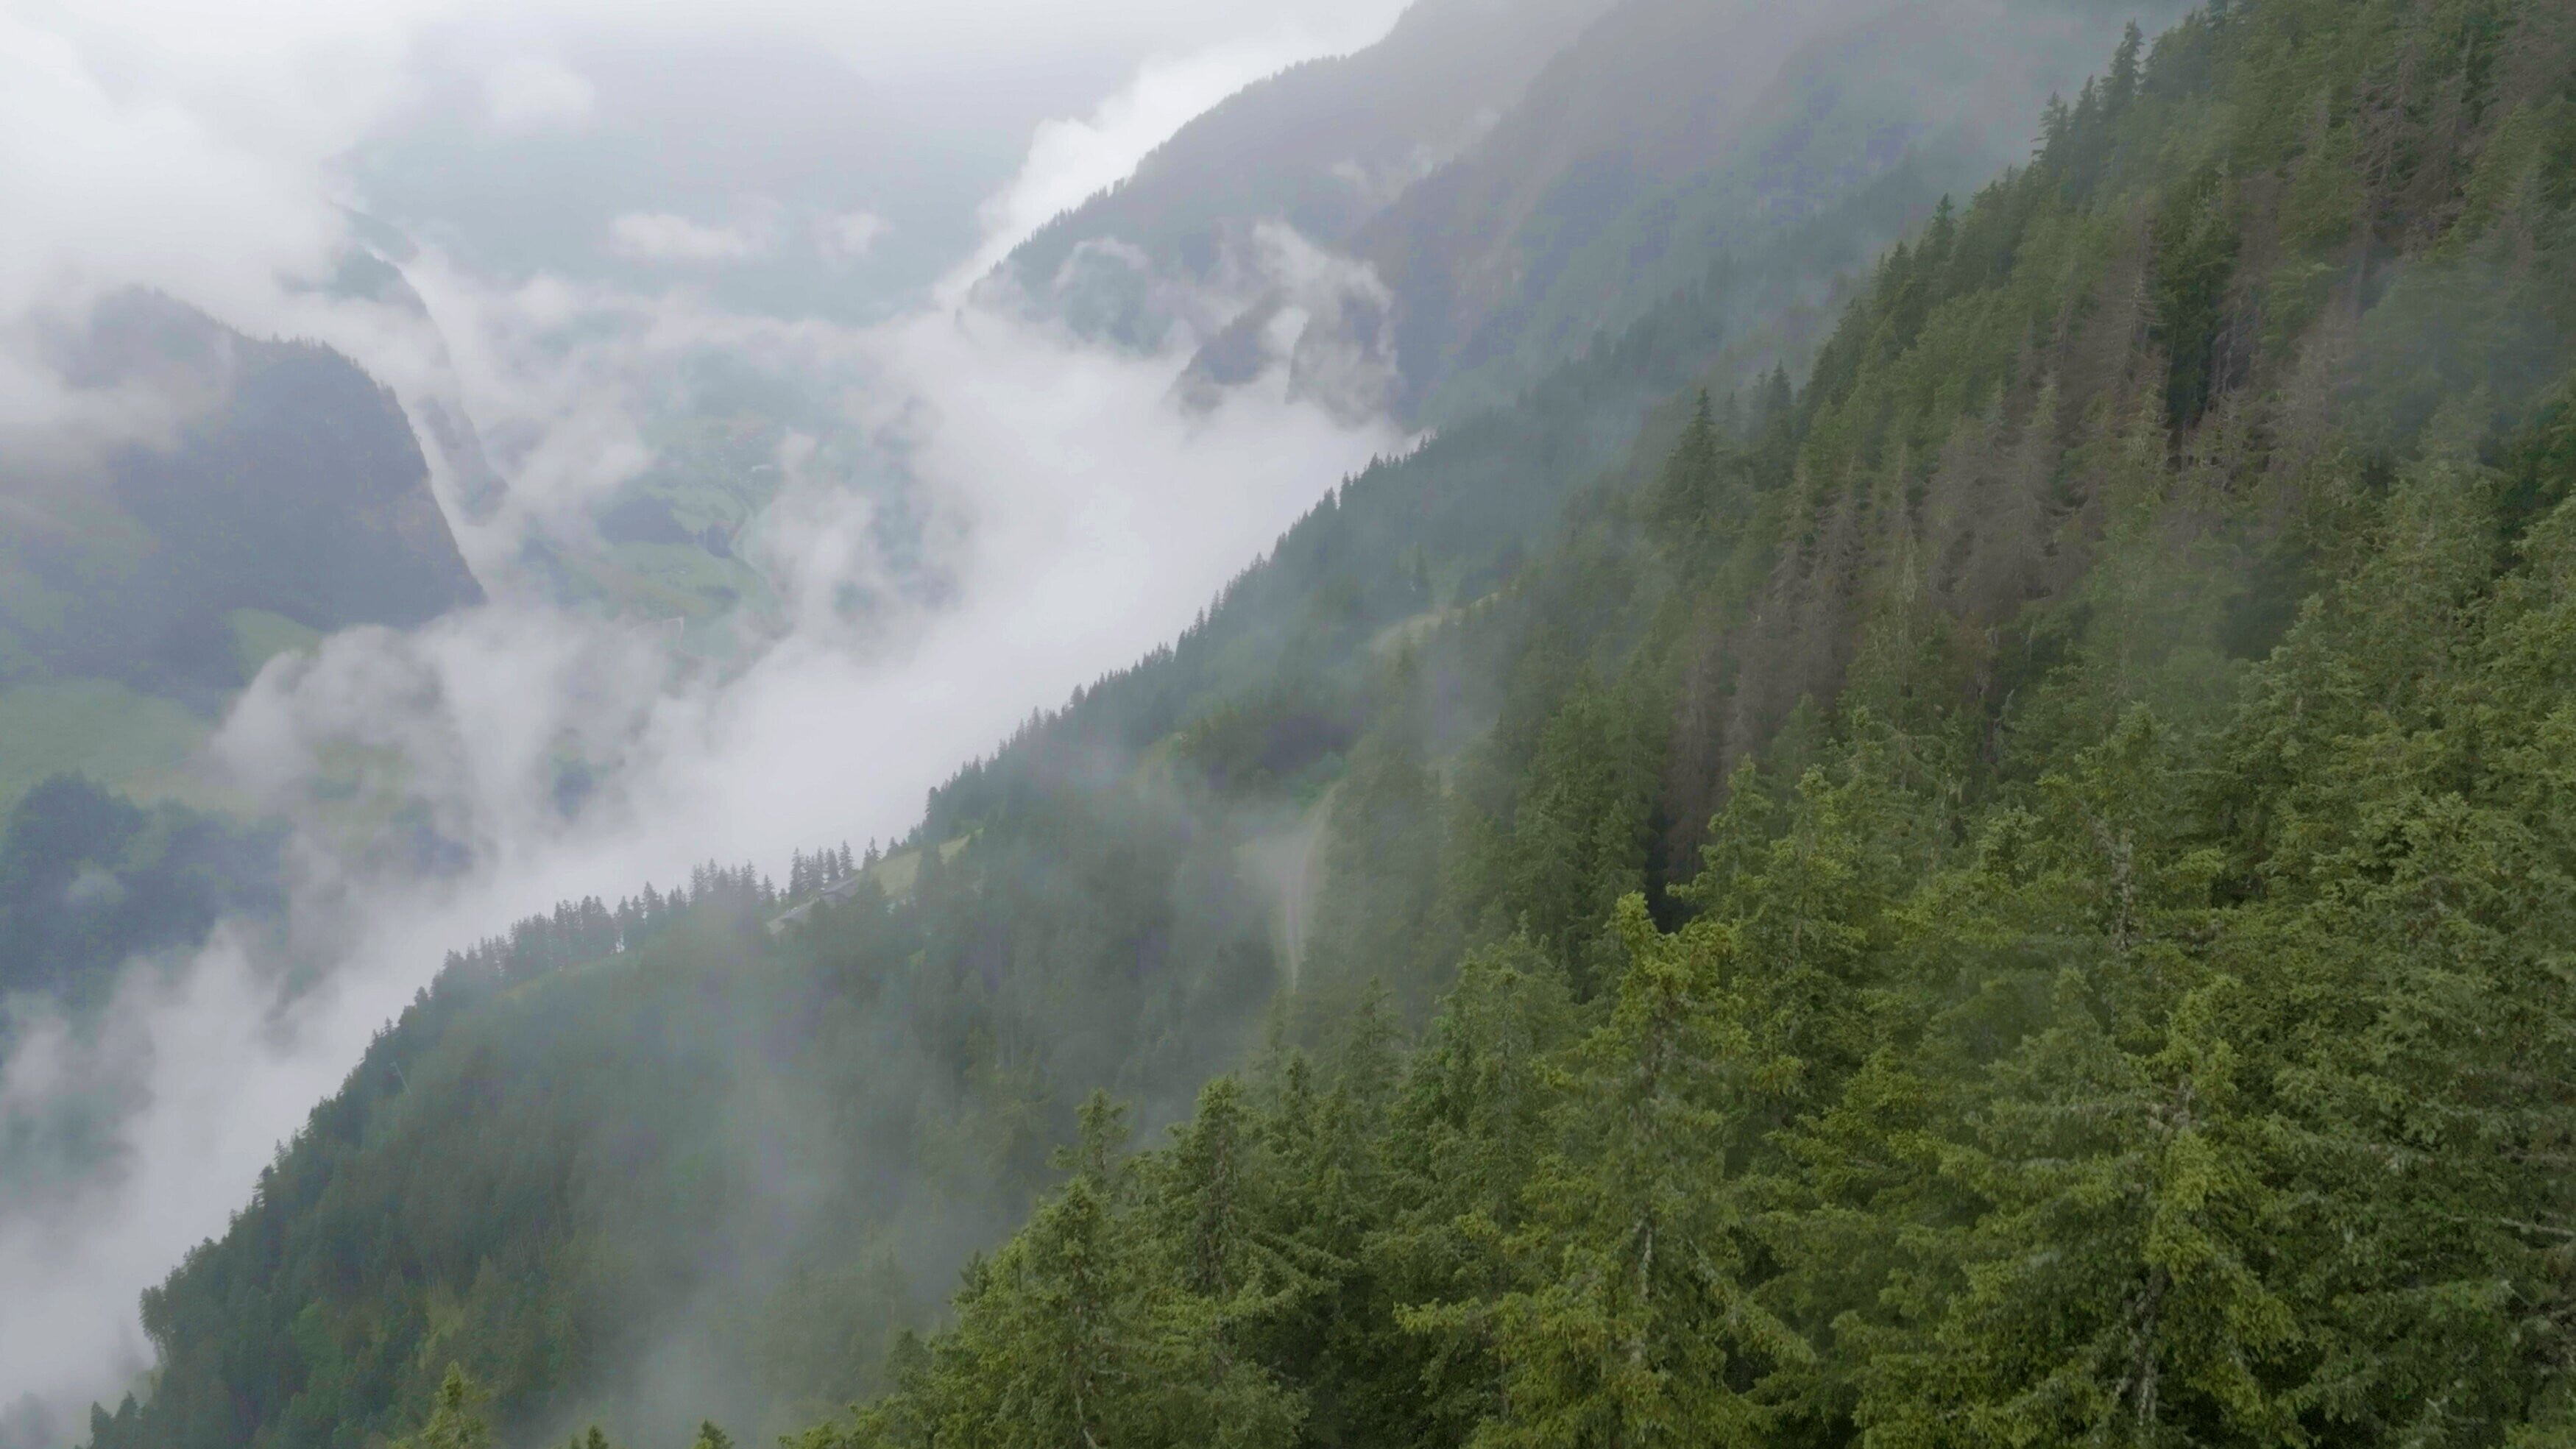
[0,3,1408,1434]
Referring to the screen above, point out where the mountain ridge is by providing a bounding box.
[989,0,1622,352]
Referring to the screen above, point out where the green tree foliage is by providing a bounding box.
[0,774,283,1007]
[812,1088,1303,1449]
[397,1368,491,1449]
[1466,899,1805,1448]
[102,784,1287,1449]
[778,4,2576,1446]
[96,3,2576,1446]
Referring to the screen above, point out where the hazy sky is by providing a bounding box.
[0,0,1411,1431]
[1,0,1409,322]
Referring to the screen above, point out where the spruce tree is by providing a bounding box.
[1476,897,1806,1447]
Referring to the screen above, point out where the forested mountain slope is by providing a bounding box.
[87,1,2576,1447]
[79,33,1883,1449]
[998,0,2177,428]
[0,289,470,1270]
[992,0,1618,351]
[1,293,483,707]
[0,776,286,1254]
[782,1,2576,1442]
[1390,0,2201,421]
[0,777,283,1016]
[82,151,1803,1449]
[1183,0,2193,425]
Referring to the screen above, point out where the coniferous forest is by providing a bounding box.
[65,1,2576,1445]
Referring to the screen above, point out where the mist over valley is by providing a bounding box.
[6,1,2576,1446]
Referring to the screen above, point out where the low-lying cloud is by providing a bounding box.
[815,211,891,263]
[947,17,1399,300]
[0,0,1412,1435]
[483,52,598,130]
[606,211,771,263]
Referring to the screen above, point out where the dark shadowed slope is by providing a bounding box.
[0,293,483,708]
[991,0,1619,350]
[1305,0,2195,422]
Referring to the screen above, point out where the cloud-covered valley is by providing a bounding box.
[0,0,1412,1431]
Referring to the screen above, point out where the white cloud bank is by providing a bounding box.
[606,210,770,263]
[816,210,891,262]
[484,52,598,129]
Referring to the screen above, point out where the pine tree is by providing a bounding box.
[1384,941,1579,1445]
[1861,980,2298,1446]
[952,1178,1147,1446]
[1157,1078,1259,1300]
[1057,1088,1135,1205]
[2106,21,2143,118]
[397,1367,491,1449]
[1476,897,1807,1447]
[1655,392,1724,536]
